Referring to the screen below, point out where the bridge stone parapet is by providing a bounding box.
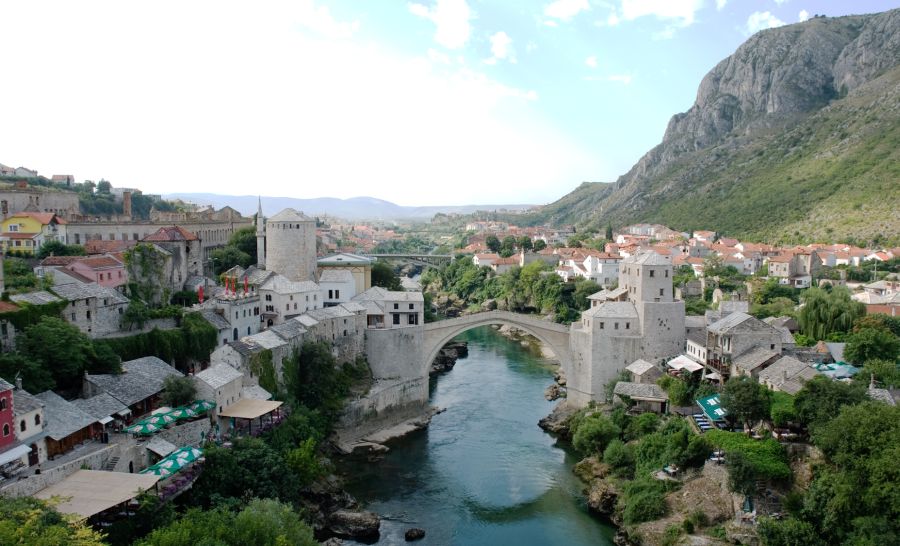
[423,311,573,372]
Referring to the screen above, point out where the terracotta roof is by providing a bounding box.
[9,212,64,225]
[84,240,137,254]
[0,301,20,313]
[143,226,199,242]
[74,255,123,269]
[41,255,82,266]
[1,231,39,239]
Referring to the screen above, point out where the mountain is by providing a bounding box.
[164,193,534,221]
[528,9,900,244]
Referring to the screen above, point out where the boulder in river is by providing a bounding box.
[404,528,426,541]
[327,509,381,542]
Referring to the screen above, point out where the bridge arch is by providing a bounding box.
[422,311,573,373]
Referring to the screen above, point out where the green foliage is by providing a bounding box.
[844,327,900,365]
[793,375,867,431]
[684,297,709,315]
[209,245,253,275]
[752,280,800,305]
[620,478,669,525]
[3,257,40,293]
[857,358,900,389]
[769,391,797,427]
[0,352,53,393]
[533,239,547,251]
[371,261,402,291]
[625,412,660,440]
[250,349,279,395]
[124,243,170,305]
[138,499,317,546]
[18,316,121,392]
[0,496,107,545]
[757,517,822,546]
[705,430,791,484]
[0,299,67,331]
[603,439,635,477]
[170,290,199,307]
[793,333,814,347]
[797,287,865,341]
[853,313,900,337]
[285,438,325,485]
[721,376,771,426]
[189,437,303,508]
[36,240,86,259]
[96,312,217,370]
[282,342,352,426]
[571,414,621,455]
[105,492,176,546]
[751,297,797,320]
[123,300,151,330]
[161,375,197,407]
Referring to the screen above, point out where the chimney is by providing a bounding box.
[123,191,133,217]
[14,374,22,390]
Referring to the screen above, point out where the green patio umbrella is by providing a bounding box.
[143,412,176,426]
[126,421,161,435]
[171,446,203,464]
[189,400,216,413]
[168,406,198,420]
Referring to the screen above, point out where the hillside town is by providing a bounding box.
[0,161,898,544]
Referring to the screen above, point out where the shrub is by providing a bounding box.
[572,414,621,455]
[622,491,667,525]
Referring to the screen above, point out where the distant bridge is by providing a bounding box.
[363,254,454,267]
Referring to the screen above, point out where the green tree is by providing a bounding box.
[725,450,760,496]
[605,223,613,241]
[0,353,53,393]
[283,343,350,423]
[532,239,547,252]
[371,261,402,291]
[161,375,197,407]
[603,439,635,477]
[18,316,120,392]
[36,240,86,259]
[572,414,621,455]
[96,180,112,193]
[209,245,253,275]
[518,236,533,251]
[797,286,865,341]
[0,497,106,545]
[857,358,900,388]
[123,300,151,330]
[721,376,771,428]
[228,226,257,257]
[757,517,822,546]
[793,375,866,431]
[844,327,900,365]
[485,235,501,252]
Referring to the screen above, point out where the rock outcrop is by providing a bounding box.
[327,509,381,542]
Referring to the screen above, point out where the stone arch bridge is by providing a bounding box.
[423,311,573,371]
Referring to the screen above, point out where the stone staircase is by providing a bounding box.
[103,456,120,471]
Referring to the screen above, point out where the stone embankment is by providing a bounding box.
[430,340,468,375]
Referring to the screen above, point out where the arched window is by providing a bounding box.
[233,328,238,341]
[2,424,9,437]
[0,398,6,410]
[35,414,40,425]
[20,420,26,432]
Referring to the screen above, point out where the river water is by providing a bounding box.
[340,326,617,546]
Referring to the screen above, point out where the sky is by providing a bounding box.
[1,0,897,206]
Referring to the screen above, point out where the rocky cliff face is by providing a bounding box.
[621,10,898,187]
[533,9,900,243]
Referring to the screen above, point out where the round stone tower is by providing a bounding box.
[265,208,316,282]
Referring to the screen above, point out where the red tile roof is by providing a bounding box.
[0,301,20,313]
[143,226,199,242]
[72,255,124,269]
[10,212,65,225]
[1,232,39,239]
[41,255,82,266]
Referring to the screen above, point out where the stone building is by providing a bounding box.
[52,282,129,338]
[83,356,183,418]
[193,364,243,417]
[317,253,372,294]
[0,184,80,220]
[142,226,202,292]
[12,385,46,468]
[567,251,685,407]
[705,311,783,379]
[264,208,317,282]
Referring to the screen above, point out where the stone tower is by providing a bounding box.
[256,197,266,268]
[265,208,316,282]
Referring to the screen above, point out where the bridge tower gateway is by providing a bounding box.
[565,251,685,407]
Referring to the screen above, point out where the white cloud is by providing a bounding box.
[607,74,633,84]
[585,55,598,68]
[716,0,727,11]
[543,0,590,22]
[0,0,601,206]
[745,11,786,35]
[607,12,621,26]
[409,0,472,49]
[295,3,360,39]
[775,0,789,4]
[484,31,515,65]
[619,0,704,26]
[798,9,810,22]
[543,20,559,27]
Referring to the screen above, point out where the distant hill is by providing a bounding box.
[521,9,900,245]
[164,193,535,221]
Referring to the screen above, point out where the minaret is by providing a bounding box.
[256,197,266,268]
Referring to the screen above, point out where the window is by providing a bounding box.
[2,424,8,436]
[599,322,604,329]
[625,322,630,329]
[408,314,418,325]
[86,310,91,320]
[393,314,400,325]
[659,288,664,296]
[393,303,399,310]
[770,344,775,350]
[71,313,76,321]
[614,322,619,330]
[409,303,414,310]
[8,225,17,232]
[335,290,340,299]
[328,290,333,299]
[649,270,655,277]
[665,270,669,278]
[20,420,26,432]
[0,399,5,410]
[35,414,40,425]
[286,304,289,310]
[118,307,124,314]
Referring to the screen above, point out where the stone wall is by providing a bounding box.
[338,377,429,437]
[0,444,119,498]
[158,419,211,449]
[365,326,425,380]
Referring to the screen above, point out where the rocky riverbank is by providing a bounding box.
[430,340,468,375]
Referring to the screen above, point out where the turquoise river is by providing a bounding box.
[340,326,617,545]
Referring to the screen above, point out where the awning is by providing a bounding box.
[116,408,132,417]
[145,437,177,457]
[669,355,704,373]
[34,470,159,519]
[704,372,722,381]
[0,444,31,466]
[218,399,283,419]
[99,416,115,425]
